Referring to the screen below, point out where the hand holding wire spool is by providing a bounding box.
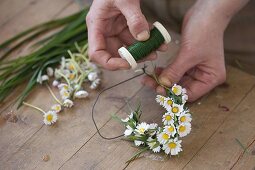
[118,21,171,69]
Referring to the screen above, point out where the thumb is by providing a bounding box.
[115,0,150,41]
[158,53,194,87]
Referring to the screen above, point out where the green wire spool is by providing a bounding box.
[118,21,171,69]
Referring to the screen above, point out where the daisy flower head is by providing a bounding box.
[182,94,188,104]
[172,84,182,96]
[135,122,150,135]
[134,140,144,146]
[162,112,174,125]
[178,112,192,124]
[170,103,183,115]
[177,123,191,137]
[147,137,161,153]
[51,104,62,113]
[60,89,71,100]
[63,99,74,108]
[58,83,69,90]
[41,75,49,82]
[52,80,59,87]
[124,125,133,136]
[163,97,174,111]
[46,67,54,77]
[162,138,182,155]
[155,95,166,106]
[43,111,58,125]
[74,90,89,99]
[157,132,170,144]
[88,72,98,81]
[90,78,100,89]
[148,123,158,136]
[164,124,176,137]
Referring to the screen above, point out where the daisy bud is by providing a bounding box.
[74,84,80,90]
[74,90,89,99]
[63,99,74,108]
[88,72,98,81]
[36,75,42,84]
[58,83,69,90]
[90,78,100,89]
[54,69,61,79]
[60,57,66,69]
[46,67,54,77]
[41,75,49,82]
[52,80,59,87]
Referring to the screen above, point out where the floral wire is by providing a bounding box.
[91,66,147,140]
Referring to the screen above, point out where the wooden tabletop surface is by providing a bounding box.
[0,0,255,170]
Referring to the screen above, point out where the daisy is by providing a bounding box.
[172,84,182,96]
[134,140,144,146]
[162,112,174,125]
[135,122,149,135]
[74,90,89,98]
[68,73,75,80]
[148,123,158,135]
[41,75,49,82]
[157,132,170,144]
[124,125,133,136]
[90,78,100,89]
[178,112,192,124]
[170,103,183,115]
[177,123,191,137]
[155,95,166,106]
[46,67,54,77]
[43,111,58,125]
[58,83,69,90]
[88,72,98,81]
[63,99,74,108]
[52,80,59,87]
[60,89,71,100]
[163,97,174,111]
[182,94,188,104]
[164,124,176,137]
[51,104,62,113]
[162,138,182,155]
[147,137,161,153]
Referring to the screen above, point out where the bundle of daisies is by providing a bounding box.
[119,84,191,162]
[23,43,101,125]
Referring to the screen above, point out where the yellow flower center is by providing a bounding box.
[162,133,169,140]
[168,126,174,132]
[63,91,69,97]
[63,85,68,90]
[172,107,179,113]
[46,114,53,122]
[139,128,145,134]
[160,97,165,102]
[180,116,186,122]
[55,105,61,111]
[179,125,186,132]
[69,74,75,80]
[165,115,172,121]
[167,100,173,106]
[168,142,177,149]
[172,87,179,95]
[69,64,75,70]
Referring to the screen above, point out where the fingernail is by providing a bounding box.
[159,76,172,86]
[136,30,149,41]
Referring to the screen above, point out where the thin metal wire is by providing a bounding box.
[91,67,147,140]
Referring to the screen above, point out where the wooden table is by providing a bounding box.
[0,0,255,169]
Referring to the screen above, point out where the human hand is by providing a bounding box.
[86,0,168,70]
[142,4,228,102]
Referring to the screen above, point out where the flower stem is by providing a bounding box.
[23,102,46,114]
[46,83,63,105]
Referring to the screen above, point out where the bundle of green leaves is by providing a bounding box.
[0,8,89,108]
